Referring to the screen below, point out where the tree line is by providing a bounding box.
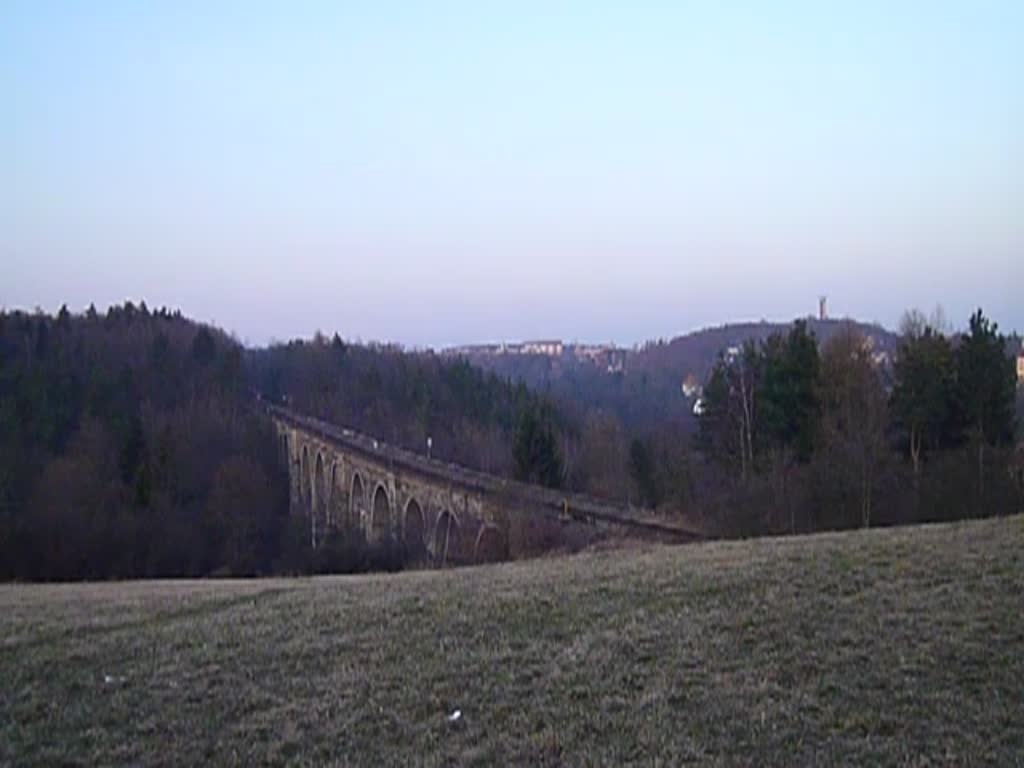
[247,334,570,478]
[0,304,291,580]
[693,310,1020,534]
[0,305,575,580]
[1,302,1019,581]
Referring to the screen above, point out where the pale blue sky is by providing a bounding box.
[2,1,1021,346]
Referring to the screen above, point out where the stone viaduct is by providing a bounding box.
[269,404,700,567]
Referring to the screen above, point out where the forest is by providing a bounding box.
[0,304,566,580]
[0,302,1020,581]
[692,313,1021,535]
[0,304,287,580]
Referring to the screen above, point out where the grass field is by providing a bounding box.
[2,516,1023,766]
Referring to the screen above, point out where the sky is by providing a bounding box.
[2,1,1021,348]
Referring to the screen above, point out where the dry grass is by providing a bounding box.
[2,516,1023,766]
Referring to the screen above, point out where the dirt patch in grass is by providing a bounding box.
[2,516,1022,765]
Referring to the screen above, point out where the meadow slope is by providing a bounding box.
[2,516,1022,766]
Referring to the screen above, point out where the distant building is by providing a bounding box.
[573,343,625,373]
[572,343,604,362]
[521,340,563,356]
[606,350,626,373]
[444,340,564,358]
[443,343,503,357]
[681,373,701,399]
[1017,347,1024,385]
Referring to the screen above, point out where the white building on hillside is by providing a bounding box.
[521,340,563,356]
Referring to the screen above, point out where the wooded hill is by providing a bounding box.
[455,318,900,434]
[1,303,1019,582]
[0,304,567,581]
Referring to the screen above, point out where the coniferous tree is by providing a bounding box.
[759,321,820,463]
[628,438,661,508]
[955,309,1017,500]
[513,404,564,489]
[889,322,960,475]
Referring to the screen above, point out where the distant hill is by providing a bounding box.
[628,316,900,388]
[451,318,901,434]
